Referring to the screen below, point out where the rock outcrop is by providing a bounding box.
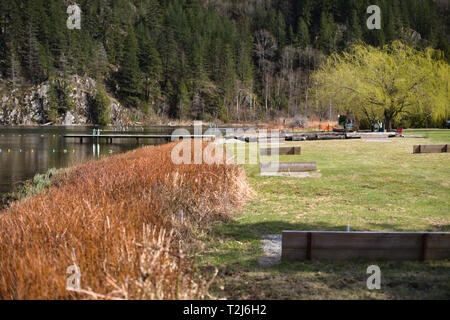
[0,76,132,127]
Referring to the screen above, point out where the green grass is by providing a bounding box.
[0,167,63,210]
[199,129,450,300]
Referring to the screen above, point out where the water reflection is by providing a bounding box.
[0,126,185,195]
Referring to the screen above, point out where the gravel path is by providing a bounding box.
[258,234,282,266]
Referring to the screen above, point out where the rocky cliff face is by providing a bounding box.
[0,76,133,127]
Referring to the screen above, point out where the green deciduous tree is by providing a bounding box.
[312,42,450,131]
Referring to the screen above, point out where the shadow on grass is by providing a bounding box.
[209,257,450,300]
[203,219,450,299]
[367,222,450,232]
[214,219,418,242]
[209,219,446,268]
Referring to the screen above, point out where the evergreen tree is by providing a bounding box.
[118,29,142,108]
[0,0,447,122]
[384,6,396,43]
[46,79,75,122]
[176,79,189,120]
[0,34,9,78]
[288,25,297,47]
[297,17,310,49]
[144,0,163,38]
[318,12,336,54]
[22,0,44,83]
[10,51,21,87]
[89,86,111,126]
[142,40,163,106]
[221,44,236,108]
[345,10,363,43]
[94,43,108,81]
[236,23,254,86]
[298,0,313,27]
[46,0,66,66]
[275,11,287,49]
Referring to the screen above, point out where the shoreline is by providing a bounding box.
[0,142,250,299]
[1,122,447,131]
[1,131,449,299]
[0,168,64,211]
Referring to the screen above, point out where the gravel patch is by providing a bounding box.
[260,171,322,178]
[258,234,282,267]
[362,139,391,143]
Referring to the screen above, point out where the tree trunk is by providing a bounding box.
[385,116,393,132]
[384,109,394,132]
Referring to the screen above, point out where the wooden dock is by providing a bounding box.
[63,134,215,143]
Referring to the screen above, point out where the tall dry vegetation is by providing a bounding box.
[0,142,249,299]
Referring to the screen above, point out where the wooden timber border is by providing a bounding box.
[282,231,450,261]
[413,144,449,154]
[260,146,301,156]
[260,162,317,173]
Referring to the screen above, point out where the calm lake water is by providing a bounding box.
[0,126,190,196]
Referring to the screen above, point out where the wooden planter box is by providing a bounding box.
[260,146,301,156]
[282,231,450,261]
[413,144,449,154]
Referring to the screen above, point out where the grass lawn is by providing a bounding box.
[199,129,450,300]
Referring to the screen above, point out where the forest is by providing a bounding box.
[0,0,448,126]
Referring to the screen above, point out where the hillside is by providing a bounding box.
[0,0,448,125]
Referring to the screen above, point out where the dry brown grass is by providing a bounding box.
[0,141,249,299]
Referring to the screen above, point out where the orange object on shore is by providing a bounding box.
[319,124,333,131]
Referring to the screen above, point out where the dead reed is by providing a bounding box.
[0,141,249,299]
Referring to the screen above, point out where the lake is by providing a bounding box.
[0,126,190,196]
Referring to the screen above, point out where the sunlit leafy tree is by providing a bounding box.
[312,42,449,131]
